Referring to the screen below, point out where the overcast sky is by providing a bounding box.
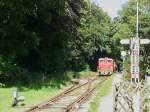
[92,0,128,18]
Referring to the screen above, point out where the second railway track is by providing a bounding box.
[24,76,107,112]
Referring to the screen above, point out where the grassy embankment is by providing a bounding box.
[0,70,95,112]
[90,75,114,112]
[0,87,62,112]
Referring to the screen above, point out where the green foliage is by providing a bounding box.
[112,0,150,74]
[67,2,112,71]
[0,0,84,83]
[0,0,122,85]
[146,69,150,76]
[124,57,131,81]
[113,23,133,39]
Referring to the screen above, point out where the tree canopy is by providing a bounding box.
[0,0,149,84]
[112,0,150,73]
[0,0,114,83]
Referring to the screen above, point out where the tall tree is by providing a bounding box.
[112,0,150,73]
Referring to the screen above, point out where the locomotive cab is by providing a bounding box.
[98,58,116,76]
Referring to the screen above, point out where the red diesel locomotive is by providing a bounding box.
[97,57,116,75]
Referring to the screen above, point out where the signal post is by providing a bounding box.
[120,2,150,83]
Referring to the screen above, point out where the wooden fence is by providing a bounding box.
[113,81,150,112]
[140,84,150,112]
[113,82,133,112]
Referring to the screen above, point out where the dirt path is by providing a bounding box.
[98,73,122,112]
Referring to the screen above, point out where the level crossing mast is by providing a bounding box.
[120,1,150,83]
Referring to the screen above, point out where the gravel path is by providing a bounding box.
[98,73,122,112]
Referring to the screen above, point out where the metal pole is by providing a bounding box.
[133,1,141,112]
[131,38,133,83]
[131,1,140,83]
[123,56,125,79]
[137,1,140,83]
[133,92,141,112]
[137,2,139,38]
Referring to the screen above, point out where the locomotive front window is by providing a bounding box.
[108,60,113,63]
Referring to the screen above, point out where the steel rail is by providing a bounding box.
[64,77,107,112]
[24,77,98,112]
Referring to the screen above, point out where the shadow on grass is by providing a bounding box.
[0,71,80,92]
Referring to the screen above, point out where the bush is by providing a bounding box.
[0,83,5,87]
[146,69,150,76]
[124,57,130,81]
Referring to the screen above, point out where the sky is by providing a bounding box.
[92,0,128,18]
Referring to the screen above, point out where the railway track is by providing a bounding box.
[24,76,107,112]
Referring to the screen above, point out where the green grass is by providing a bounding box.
[0,70,93,112]
[64,70,97,80]
[78,70,97,78]
[90,75,114,112]
[0,86,65,112]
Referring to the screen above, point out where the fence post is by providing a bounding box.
[113,84,117,112]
